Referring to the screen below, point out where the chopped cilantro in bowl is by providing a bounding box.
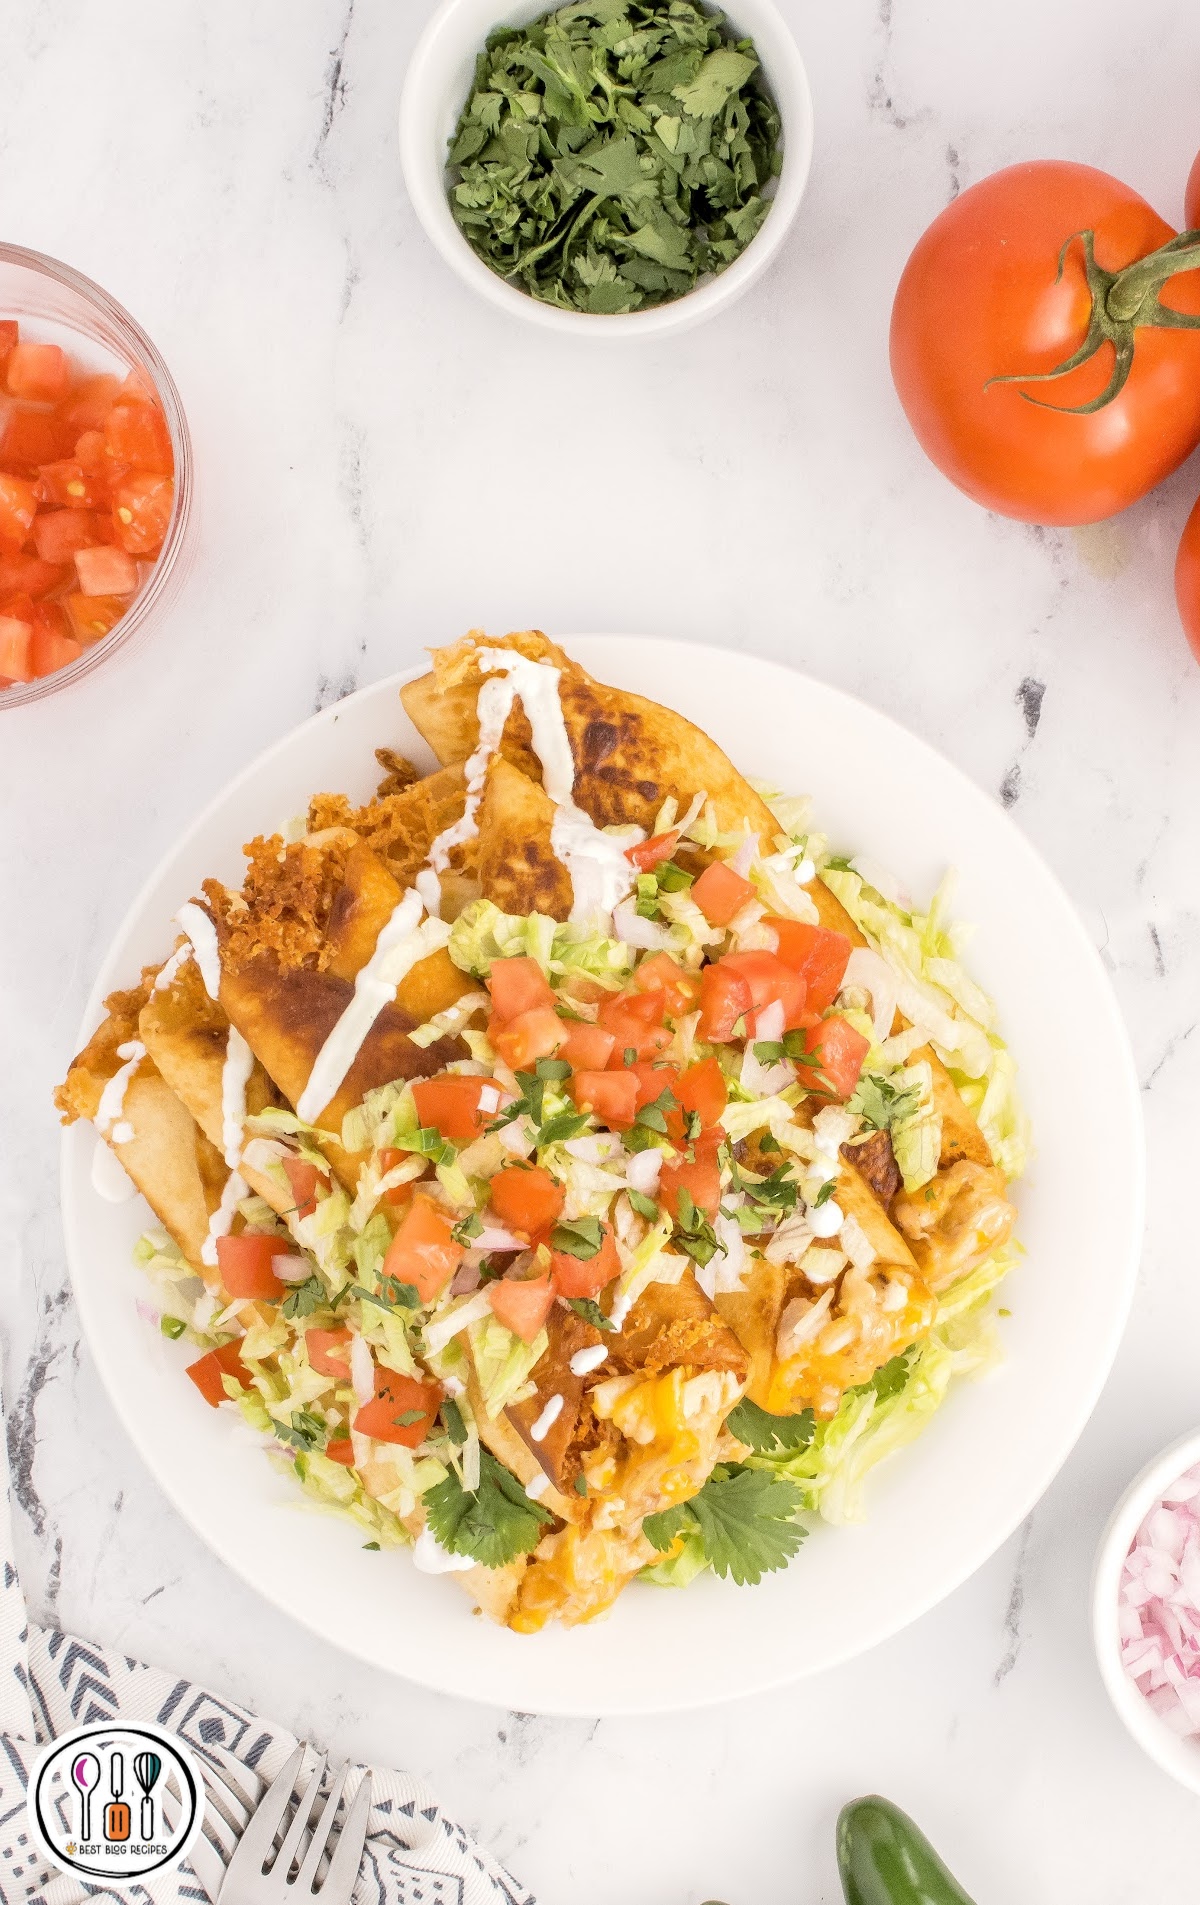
[444,0,785,315]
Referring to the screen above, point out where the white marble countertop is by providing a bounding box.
[3,0,1200,1897]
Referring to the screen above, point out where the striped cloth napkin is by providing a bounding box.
[0,1422,534,1905]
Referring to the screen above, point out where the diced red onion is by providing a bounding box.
[272,1253,312,1283]
[1120,1460,1200,1738]
[474,1222,524,1252]
[625,1148,662,1194]
[730,831,759,877]
[350,1333,375,1407]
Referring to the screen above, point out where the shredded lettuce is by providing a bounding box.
[889,1059,940,1193]
[448,898,630,984]
[465,1316,549,1418]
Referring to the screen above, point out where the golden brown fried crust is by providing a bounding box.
[842,1128,901,1207]
[606,1272,749,1381]
[374,746,420,797]
[54,972,155,1123]
[477,758,573,920]
[508,1306,602,1485]
[307,765,470,893]
[204,837,349,976]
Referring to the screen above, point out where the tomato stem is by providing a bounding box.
[985,225,1200,414]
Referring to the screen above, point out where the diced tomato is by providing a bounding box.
[325,1436,356,1466]
[698,962,753,1042]
[376,1147,419,1210]
[0,615,33,682]
[559,1020,616,1071]
[660,1129,723,1222]
[692,860,755,926]
[29,611,81,678]
[119,366,160,404]
[567,1069,640,1130]
[627,829,679,871]
[216,1231,286,1300]
[412,1073,500,1143]
[596,1003,672,1064]
[304,1327,353,1378]
[673,1056,728,1131]
[6,341,69,403]
[629,1061,681,1116]
[112,471,173,556]
[0,407,73,471]
[766,918,854,1013]
[0,552,70,598]
[550,1222,621,1300]
[0,321,16,367]
[64,591,125,643]
[353,1367,442,1447]
[488,1272,556,1343]
[633,951,703,1016]
[720,950,808,1033]
[381,1194,462,1302]
[61,372,121,434]
[104,400,172,475]
[75,543,138,596]
[486,954,555,1020]
[794,1014,871,1101]
[34,508,101,564]
[185,1338,249,1408]
[489,1163,565,1235]
[37,459,106,510]
[0,473,38,550]
[607,986,667,1028]
[489,1005,566,1071]
[281,1153,325,1219]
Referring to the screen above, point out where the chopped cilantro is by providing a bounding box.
[624,1046,638,1066]
[626,1188,660,1221]
[671,1185,725,1269]
[868,1352,913,1401]
[452,1211,484,1244]
[537,1109,591,1145]
[536,1057,572,1083]
[565,1297,616,1331]
[574,1473,588,1496]
[363,1540,380,1551]
[635,1085,679,1135]
[642,1463,806,1584]
[441,1398,467,1444]
[424,1449,554,1568]
[813,1177,836,1208]
[848,1072,922,1133]
[726,1396,815,1453]
[281,1275,327,1321]
[823,853,855,873]
[550,1215,604,1259]
[340,1276,420,1314]
[274,1410,326,1453]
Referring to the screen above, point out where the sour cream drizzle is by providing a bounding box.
[201,1169,248,1268]
[153,943,192,992]
[220,1026,255,1170]
[412,1527,476,1574]
[96,1040,145,1136]
[529,1393,564,1442]
[295,889,450,1124]
[569,1344,608,1378]
[174,903,222,1000]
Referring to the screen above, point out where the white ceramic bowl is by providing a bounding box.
[1093,1427,1200,1795]
[399,0,814,337]
[62,638,1144,1715]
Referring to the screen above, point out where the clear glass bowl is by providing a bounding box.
[0,244,195,708]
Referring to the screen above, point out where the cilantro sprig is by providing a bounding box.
[726,1397,815,1454]
[424,1449,554,1568]
[848,1072,922,1133]
[642,1463,806,1584]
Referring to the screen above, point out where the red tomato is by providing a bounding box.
[37,460,106,510]
[305,1328,352,1377]
[353,1368,442,1446]
[64,591,125,643]
[6,341,69,403]
[104,400,173,475]
[185,1339,250,1408]
[487,1272,556,1342]
[412,1072,500,1142]
[550,1223,620,1300]
[891,162,1200,524]
[490,1006,566,1071]
[0,552,69,598]
[567,1068,640,1129]
[61,372,121,434]
[112,471,173,555]
[216,1232,286,1299]
[30,614,81,678]
[0,321,16,367]
[698,961,752,1042]
[489,1163,565,1235]
[0,615,33,682]
[281,1154,325,1219]
[692,860,755,926]
[660,1130,723,1221]
[630,1061,681,1115]
[627,830,679,871]
[0,473,38,550]
[795,1015,870,1101]
[75,544,138,596]
[381,1194,462,1302]
[596,998,672,1063]
[766,918,853,1012]
[673,1056,727,1132]
[486,954,554,1020]
[325,1437,356,1466]
[1177,492,1200,664]
[720,950,807,1032]
[0,407,73,471]
[34,509,101,564]
[1187,151,1200,233]
[633,951,702,1016]
[559,1020,616,1070]
[376,1147,418,1209]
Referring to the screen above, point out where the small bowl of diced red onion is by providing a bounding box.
[0,242,194,706]
[1093,1427,1200,1794]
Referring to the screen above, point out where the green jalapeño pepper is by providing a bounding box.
[837,1796,977,1905]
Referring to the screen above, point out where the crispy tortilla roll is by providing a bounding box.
[477,756,573,919]
[56,975,228,1271]
[307,763,474,898]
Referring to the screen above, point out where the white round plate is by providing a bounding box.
[62,637,1144,1715]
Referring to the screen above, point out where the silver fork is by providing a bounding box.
[217,1744,372,1905]
[161,1748,262,1903]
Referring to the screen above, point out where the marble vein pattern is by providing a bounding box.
[2,0,1200,1898]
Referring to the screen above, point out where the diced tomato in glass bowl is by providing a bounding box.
[0,244,193,707]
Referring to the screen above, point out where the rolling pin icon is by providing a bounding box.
[104,1752,131,1843]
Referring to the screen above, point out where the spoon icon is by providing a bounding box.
[71,1752,101,1842]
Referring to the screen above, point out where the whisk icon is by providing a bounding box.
[132,1752,162,1841]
